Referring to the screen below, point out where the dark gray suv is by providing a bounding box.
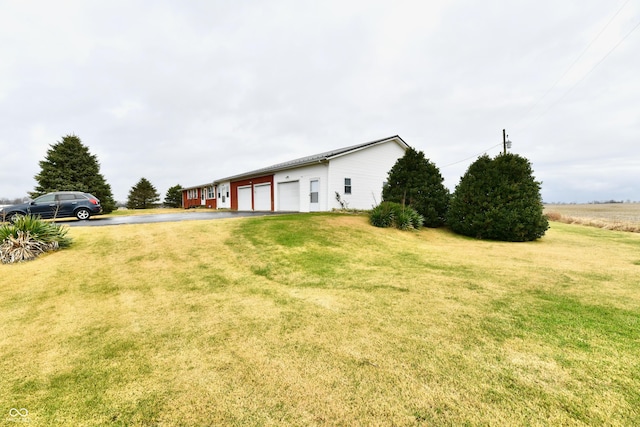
[0,191,102,222]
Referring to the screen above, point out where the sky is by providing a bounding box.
[1,0,638,204]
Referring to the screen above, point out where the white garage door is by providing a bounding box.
[237,186,252,211]
[278,181,300,211]
[254,183,272,211]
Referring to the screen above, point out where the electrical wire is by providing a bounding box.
[430,2,638,170]
[516,16,640,133]
[442,143,502,168]
[519,0,633,120]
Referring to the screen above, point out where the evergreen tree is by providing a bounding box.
[447,153,549,241]
[127,178,160,209]
[382,147,450,227]
[32,134,117,213]
[164,184,183,208]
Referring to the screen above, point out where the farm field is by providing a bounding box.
[1,213,639,425]
[544,203,640,232]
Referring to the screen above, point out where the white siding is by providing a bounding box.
[273,163,329,212]
[327,140,406,210]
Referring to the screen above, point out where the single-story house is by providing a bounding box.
[181,183,216,209]
[181,135,409,212]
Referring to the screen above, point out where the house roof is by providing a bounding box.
[182,183,212,191]
[214,135,409,184]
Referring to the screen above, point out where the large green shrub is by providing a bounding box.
[370,202,424,231]
[447,153,548,241]
[127,177,160,209]
[0,215,71,263]
[32,134,117,213]
[382,147,450,227]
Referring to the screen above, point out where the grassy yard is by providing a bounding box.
[1,213,639,426]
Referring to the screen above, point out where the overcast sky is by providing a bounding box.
[1,0,638,203]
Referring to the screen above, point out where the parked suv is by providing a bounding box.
[0,191,102,222]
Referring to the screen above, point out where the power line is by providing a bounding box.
[435,2,639,170]
[442,143,502,168]
[519,0,633,121]
[516,16,640,133]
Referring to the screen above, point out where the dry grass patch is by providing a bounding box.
[1,214,639,425]
[545,203,640,232]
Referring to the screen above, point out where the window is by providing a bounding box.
[344,178,352,194]
[208,186,215,199]
[57,194,76,201]
[34,194,56,204]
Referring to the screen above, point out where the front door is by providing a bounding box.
[309,179,319,211]
[28,194,58,219]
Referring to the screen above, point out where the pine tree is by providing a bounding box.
[382,147,450,227]
[32,134,117,213]
[164,184,183,208]
[447,153,549,241]
[127,178,160,209]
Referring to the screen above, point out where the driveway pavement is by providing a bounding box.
[63,211,286,227]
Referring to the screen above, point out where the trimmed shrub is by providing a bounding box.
[447,153,549,241]
[0,215,71,263]
[382,147,450,227]
[370,202,424,231]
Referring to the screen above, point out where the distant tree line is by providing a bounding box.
[0,197,31,205]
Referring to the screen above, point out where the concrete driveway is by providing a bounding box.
[63,210,286,227]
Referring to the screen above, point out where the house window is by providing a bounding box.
[344,178,352,194]
[207,186,215,199]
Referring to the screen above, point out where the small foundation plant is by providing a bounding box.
[0,215,71,263]
[369,201,424,230]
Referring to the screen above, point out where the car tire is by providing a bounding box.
[75,208,91,220]
[7,212,24,224]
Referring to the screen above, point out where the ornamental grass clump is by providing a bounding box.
[370,201,423,230]
[0,215,71,264]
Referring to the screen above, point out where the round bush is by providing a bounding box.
[447,153,548,241]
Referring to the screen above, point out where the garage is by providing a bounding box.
[254,183,272,211]
[278,181,300,211]
[237,186,252,211]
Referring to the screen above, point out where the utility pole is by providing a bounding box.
[503,129,507,154]
[502,129,512,154]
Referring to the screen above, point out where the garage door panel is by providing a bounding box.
[254,183,271,211]
[278,181,299,211]
[238,186,252,211]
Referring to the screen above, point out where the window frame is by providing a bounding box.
[344,178,352,195]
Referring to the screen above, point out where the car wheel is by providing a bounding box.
[75,208,91,220]
[7,212,24,224]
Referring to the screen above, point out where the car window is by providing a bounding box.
[57,194,76,201]
[34,194,55,204]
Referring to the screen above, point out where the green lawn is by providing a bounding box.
[1,213,639,426]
